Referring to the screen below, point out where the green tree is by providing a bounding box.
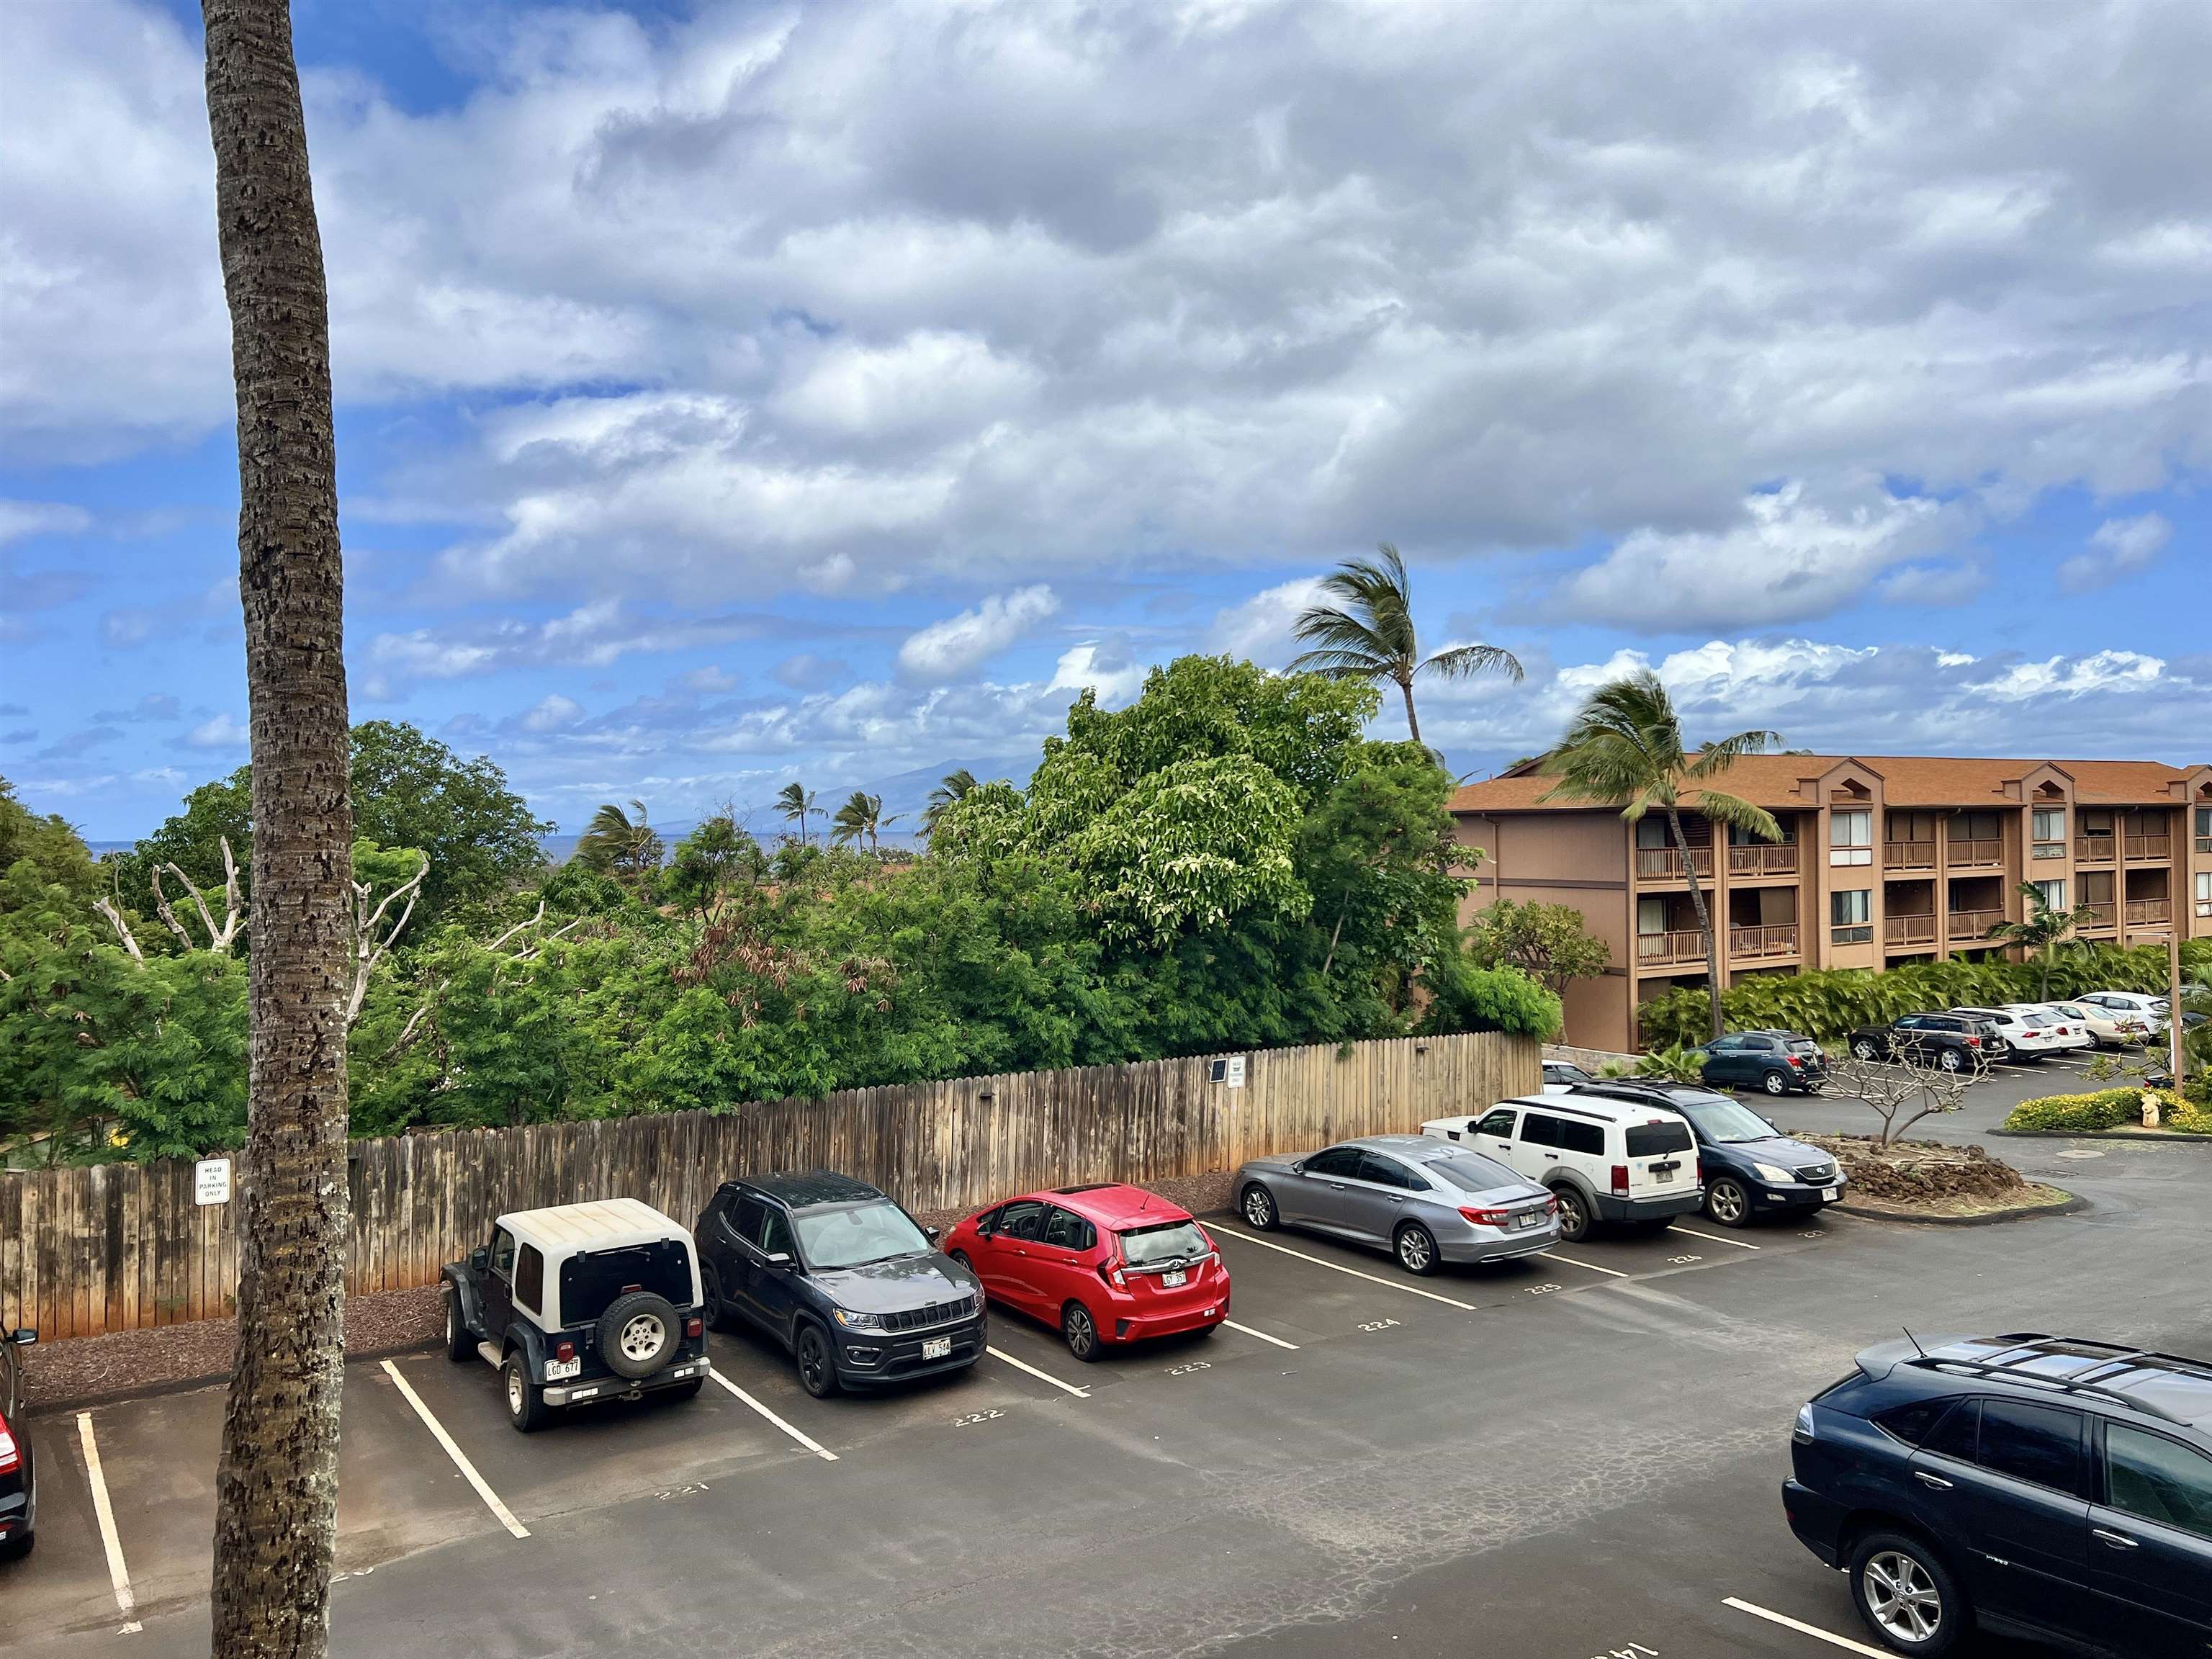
[830,791,889,853]
[1289,541,1522,748]
[1986,880,2100,999]
[1539,670,1780,1040]
[661,814,765,922]
[574,799,663,886]
[1466,899,1612,997]
[920,768,977,838]
[0,776,100,906]
[776,781,818,845]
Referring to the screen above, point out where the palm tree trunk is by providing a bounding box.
[1666,806,1725,1040]
[202,4,353,1656]
[1398,673,1422,747]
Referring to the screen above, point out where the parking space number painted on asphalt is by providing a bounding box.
[1166,1359,1213,1376]
[952,1408,1005,1428]
[1357,1318,1401,1332]
[1526,1283,1562,1295]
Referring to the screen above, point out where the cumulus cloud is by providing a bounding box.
[184,713,248,750]
[895,585,1059,684]
[2058,512,2174,591]
[1209,577,1328,666]
[518,693,585,733]
[367,599,777,685]
[1048,639,1147,705]
[0,501,91,545]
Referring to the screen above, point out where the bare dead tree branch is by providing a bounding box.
[94,898,148,964]
[152,836,248,953]
[510,915,585,963]
[1824,1049,1987,1145]
[483,902,547,956]
[343,854,429,1027]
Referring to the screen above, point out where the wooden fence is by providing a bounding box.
[0,1031,1536,1341]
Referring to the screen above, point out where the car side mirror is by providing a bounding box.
[469,1248,489,1272]
[1289,1160,1304,1174]
[765,1251,794,1269]
[9,1329,34,1346]
[925,1225,942,1243]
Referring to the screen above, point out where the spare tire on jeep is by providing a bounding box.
[598,1290,680,1379]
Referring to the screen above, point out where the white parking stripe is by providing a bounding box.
[705,1365,840,1460]
[1670,1223,1763,1251]
[986,1345,1091,1398]
[75,1412,141,1633]
[1210,1226,1478,1310]
[1722,1596,1891,1656]
[380,1360,531,1537]
[1220,1318,1299,1350]
[1539,1250,1630,1279]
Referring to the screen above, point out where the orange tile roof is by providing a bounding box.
[1451,754,2206,814]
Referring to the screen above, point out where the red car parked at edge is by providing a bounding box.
[941,1184,1227,1362]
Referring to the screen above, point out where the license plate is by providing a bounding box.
[921,1336,952,1360]
[1161,1269,1187,1287]
[544,1357,580,1381]
[1514,1212,1542,1229]
[1822,1187,1840,1202]
[1653,1167,1674,1183]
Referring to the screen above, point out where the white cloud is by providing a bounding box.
[895,585,1059,683]
[1209,577,1328,665]
[184,713,248,750]
[367,599,773,684]
[1559,483,1954,631]
[519,693,585,732]
[1048,640,1146,706]
[2058,512,2174,592]
[0,500,91,545]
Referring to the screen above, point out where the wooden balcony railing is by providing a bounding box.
[1634,846,1712,881]
[1635,930,1708,966]
[1883,842,1938,871]
[1945,838,2003,866]
[1727,844,1799,876]
[1884,913,1938,945]
[1727,923,1799,959]
[2031,841,2067,860]
[2125,899,2172,925]
[1948,908,2005,938]
[2075,835,2116,863]
[2080,903,2117,930]
[2124,835,2172,861]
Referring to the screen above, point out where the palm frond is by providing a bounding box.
[1419,642,1524,683]
[1683,729,1779,778]
[1686,788,1781,842]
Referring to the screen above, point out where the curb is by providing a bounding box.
[1990,1128,2212,1144]
[25,1333,443,1416]
[1832,1190,2086,1228]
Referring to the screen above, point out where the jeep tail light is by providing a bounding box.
[1097,1259,1127,1290]
[1610,1164,1630,1196]
[1458,1205,1513,1226]
[554,1341,576,1363]
[685,1317,703,1339]
[0,1414,18,1476]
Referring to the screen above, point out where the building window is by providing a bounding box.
[2031,806,2066,860]
[2198,871,2211,919]
[2033,878,2067,913]
[2198,805,2212,853]
[1830,810,1873,867]
[1830,889,1872,943]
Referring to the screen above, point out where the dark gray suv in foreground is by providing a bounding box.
[1786,1333,2212,1656]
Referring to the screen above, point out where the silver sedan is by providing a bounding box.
[1232,1133,1560,1275]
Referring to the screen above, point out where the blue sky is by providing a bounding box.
[3,0,2207,841]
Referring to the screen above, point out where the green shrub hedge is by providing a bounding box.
[2002,1087,2203,1134]
[1638,939,2209,1049]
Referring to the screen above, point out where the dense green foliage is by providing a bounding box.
[2002,1087,2208,1134]
[1638,941,2212,1049]
[1465,900,1611,995]
[2,660,1561,1161]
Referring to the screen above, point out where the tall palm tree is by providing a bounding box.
[1987,881,2100,999]
[1289,541,1522,748]
[1539,670,1781,1040]
[775,781,818,845]
[920,768,976,838]
[575,799,662,884]
[830,791,888,853]
[202,1,352,1651]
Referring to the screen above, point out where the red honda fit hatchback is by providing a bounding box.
[941,1184,1227,1361]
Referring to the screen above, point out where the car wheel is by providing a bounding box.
[1704,1177,1751,1228]
[444,1286,473,1362]
[1551,1185,1590,1243]
[1937,1048,1964,1073]
[700,1264,729,1332]
[1760,1069,1789,1096]
[1852,1038,1879,1061]
[1849,1531,1966,1655]
[1062,1301,1103,1361]
[1394,1223,1439,1276]
[793,1321,840,1398]
[1240,1184,1280,1231]
[949,1249,974,1272]
[503,1355,547,1433]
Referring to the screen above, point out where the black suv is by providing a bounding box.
[0,1326,36,1559]
[695,1172,986,1398]
[1786,1333,2212,1656]
[1568,1081,1844,1228]
[1694,1029,1828,1095]
[1847,1012,1999,1074]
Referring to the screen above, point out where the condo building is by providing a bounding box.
[1450,755,2212,1053]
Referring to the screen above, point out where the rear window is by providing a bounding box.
[1873,1396,1957,1446]
[1427,1154,1524,1195]
[557,1240,691,1327]
[1117,1219,1210,1267]
[1786,1039,1821,1054]
[1625,1121,1693,1157]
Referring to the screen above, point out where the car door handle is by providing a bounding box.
[1328,1182,1347,1190]
[2092,1528,2139,1550]
[1913,1471,1954,1491]
[1543,1153,1559,1161]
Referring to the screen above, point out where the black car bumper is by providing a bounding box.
[835,1314,987,1386]
[1782,1477,1846,1567]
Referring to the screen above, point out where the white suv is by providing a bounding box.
[1996,1004,2095,1053]
[1422,1094,1702,1243]
[1950,1006,2081,1061]
[2036,998,2152,1047]
[2076,990,2171,1036]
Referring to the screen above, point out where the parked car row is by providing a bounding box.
[0,1326,36,1558]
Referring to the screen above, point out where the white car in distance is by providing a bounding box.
[2074,989,2172,1038]
[1996,1004,2095,1053]
[1949,1006,2085,1061]
[2031,999,2150,1048]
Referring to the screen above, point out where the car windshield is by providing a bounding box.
[1117,1218,1210,1266]
[1426,1153,1526,1195]
[1675,1099,1781,1143]
[793,1200,931,1270]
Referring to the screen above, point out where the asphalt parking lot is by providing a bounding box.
[8,1059,2205,1658]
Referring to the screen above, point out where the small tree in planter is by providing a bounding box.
[1823,1049,1988,1146]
